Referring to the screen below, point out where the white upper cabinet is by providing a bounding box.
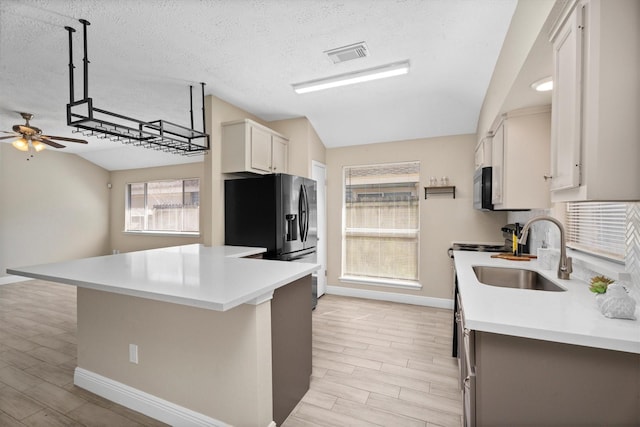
[549,0,640,201]
[475,133,493,170]
[491,106,551,210]
[222,119,289,175]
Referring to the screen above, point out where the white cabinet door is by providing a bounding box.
[475,135,493,170]
[491,124,504,205]
[550,3,583,192]
[549,0,640,201]
[250,125,272,173]
[271,134,288,173]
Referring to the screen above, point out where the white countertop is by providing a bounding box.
[7,244,319,312]
[454,251,640,354]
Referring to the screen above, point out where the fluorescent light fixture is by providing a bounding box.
[531,76,553,92]
[292,61,410,94]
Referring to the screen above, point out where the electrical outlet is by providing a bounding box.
[129,344,138,364]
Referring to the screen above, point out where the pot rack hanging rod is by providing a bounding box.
[79,19,90,100]
[64,25,75,103]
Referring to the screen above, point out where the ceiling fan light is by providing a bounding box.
[32,140,46,152]
[12,137,29,152]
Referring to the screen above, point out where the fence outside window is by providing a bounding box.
[343,162,420,283]
[126,179,200,233]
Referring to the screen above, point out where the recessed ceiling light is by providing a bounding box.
[531,76,553,92]
[292,61,410,94]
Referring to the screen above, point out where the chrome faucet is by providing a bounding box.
[520,216,573,280]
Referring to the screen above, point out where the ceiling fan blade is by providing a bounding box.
[0,135,20,140]
[42,135,88,144]
[38,137,66,149]
[1,130,18,135]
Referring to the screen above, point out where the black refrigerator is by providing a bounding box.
[224,173,318,306]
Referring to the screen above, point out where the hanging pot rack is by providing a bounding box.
[64,19,210,155]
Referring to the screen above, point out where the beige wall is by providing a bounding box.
[109,163,205,253]
[326,135,507,300]
[270,117,327,178]
[0,144,110,277]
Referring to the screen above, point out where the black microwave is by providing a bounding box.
[473,167,493,211]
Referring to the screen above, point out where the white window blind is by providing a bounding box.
[566,202,626,261]
[126,178,200,233]
[342,161,420,283]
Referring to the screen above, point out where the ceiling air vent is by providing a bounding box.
[324,42,369,64]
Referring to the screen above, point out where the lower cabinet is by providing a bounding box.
[463,331,640,426]
[455,293,475,427]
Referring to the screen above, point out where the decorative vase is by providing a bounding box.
[596,283,637,320]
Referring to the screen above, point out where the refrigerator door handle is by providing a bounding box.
[305,185,310,241]
[299,184,308,243]
[304,184,310,241]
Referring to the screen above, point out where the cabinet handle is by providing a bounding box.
[543,174,553,181]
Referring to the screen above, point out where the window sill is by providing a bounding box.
[123,231,201,238]
[339,275,422,290]
[565,248,627,281]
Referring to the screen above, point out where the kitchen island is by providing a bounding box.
[8,244,320,427]
[454,251,639,426]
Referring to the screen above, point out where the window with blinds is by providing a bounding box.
[342,161,420,285]
[126,178,200,233]
[565,202,626,261]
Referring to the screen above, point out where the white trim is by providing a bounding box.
[123,231,201,238]
[74,367,253,427]
[0,275,32,285]
[339,275,421,290]
[326,285,453,309]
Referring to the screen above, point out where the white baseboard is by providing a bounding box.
[325,285,454,309]
[0,275,31,285]
[74,367,242,427]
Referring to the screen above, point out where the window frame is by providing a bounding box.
[340,161,421,289]
[124,178,201,236]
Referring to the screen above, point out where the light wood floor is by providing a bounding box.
[282,294,462,427]
[0,280,461,426]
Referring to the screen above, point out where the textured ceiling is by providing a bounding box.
[0,0,518,171]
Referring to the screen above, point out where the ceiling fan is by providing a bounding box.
[1,112,88,154]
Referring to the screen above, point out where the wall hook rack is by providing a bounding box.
[64,19,210,156]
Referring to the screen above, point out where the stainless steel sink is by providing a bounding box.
[472,266,566,292]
